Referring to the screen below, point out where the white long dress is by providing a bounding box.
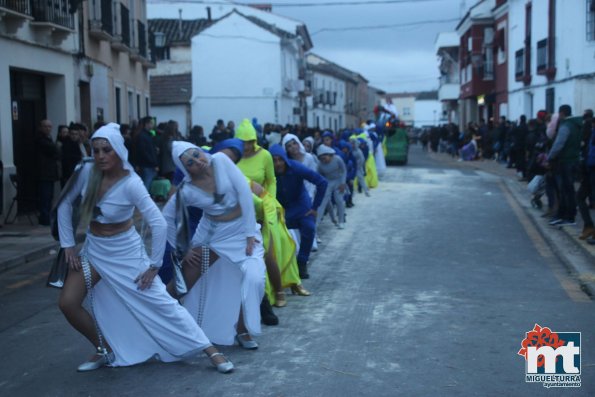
[58,163,212,366]
[163,153,266,345]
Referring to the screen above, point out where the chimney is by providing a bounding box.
[206,7,212,21]
[178,9,183,40]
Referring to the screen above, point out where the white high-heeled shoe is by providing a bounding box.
[236,333,258,350]
[77,347,114,372]
[208,352,234,374]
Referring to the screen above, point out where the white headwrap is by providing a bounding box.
[92,123,134,172]
[172,141,210,181]
[317,145,335,157]
[281,133,306,155]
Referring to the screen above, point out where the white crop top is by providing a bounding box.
[58,162,167,266]
[162,153,257,247]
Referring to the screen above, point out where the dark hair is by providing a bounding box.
[558,104,572,117]
[141,116,153,127]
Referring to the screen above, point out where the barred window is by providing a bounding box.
[537,39,547,71]
[515,48,525,79]
[588,0,595,41]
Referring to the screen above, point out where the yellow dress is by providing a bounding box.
[252,183,301,305]
[238,149,277,198]
[356,133,379,189]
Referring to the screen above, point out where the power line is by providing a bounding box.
[249,0,446,7]
[158,0,449,7]
[311,17,460,35]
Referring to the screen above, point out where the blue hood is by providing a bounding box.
[211,138,244,162]
[269,143,290,165]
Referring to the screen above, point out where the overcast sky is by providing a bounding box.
[245,0,465,93]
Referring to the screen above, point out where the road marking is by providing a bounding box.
[6,272,49,290]
[499,181,590,303]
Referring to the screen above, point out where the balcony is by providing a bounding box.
[0,0,33,33]
[30,0,74,30]
[30,0,74,45]
[88,0,112,41]
[438,83,459,101]
[110,3,129,52]
[137,20,146,58]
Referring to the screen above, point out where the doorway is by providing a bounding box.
[79,81,91,130]
[10,70,47,212]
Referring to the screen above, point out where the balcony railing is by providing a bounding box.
[120,4,129,47]
[0,0,31,15]
[138,20,146,58]
[31,0,74,29]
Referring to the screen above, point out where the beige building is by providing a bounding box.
[386,93,417,126]
[0,0,152,220]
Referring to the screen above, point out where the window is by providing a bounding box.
[484,49,494,80]
[128,90,134,123]
[537,39,547,72]
[136,94,141,120]
[497,28,506,64]
[545,88,555,114]
[403,107,411,116]
[588,0,595,41]
[515,49,525,79]
[115,87,121,123]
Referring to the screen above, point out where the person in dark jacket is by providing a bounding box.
[36,119,59,225]
[547,105,583,226]
[577,109,595,240]
[134,116,159,190]
[60,124,88,186]
[269,144,327,279]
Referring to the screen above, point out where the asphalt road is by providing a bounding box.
[0,145,593,396]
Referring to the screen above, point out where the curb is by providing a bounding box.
[0,240,59,274]
[502,178,595,297]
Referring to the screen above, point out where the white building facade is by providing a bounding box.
[507,0,595,121]
[414,92,442,127]
[435,32,460,124]
[306,54,349,131]
[191,11,307,128]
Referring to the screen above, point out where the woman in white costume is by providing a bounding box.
[57,123,233,373]
[162,141,265,349]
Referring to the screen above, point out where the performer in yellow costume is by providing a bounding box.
[236,119,276,197]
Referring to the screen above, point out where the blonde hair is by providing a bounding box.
[79,165,103,226]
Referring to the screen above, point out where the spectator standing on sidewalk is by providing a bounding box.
[578,109,595,240]
[547,105,583,226]
[36,119,59,226]
[135,116,159,191]
[61,124,87,187]
[586,115,595,245]
[512,115,529,180]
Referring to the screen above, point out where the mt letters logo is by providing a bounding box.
[518,324,581,388]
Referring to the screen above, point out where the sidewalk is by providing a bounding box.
[427,150,595,295]
[0,221,59,273]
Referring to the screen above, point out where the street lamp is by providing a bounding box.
[154,32,166,48]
